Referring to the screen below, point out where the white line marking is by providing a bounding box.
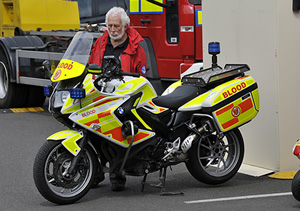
[184,192,292,204]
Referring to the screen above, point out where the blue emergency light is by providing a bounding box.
[69,88,86,99]
[208,42,220,55]
[208,42,220,68]
[44,86,51,97]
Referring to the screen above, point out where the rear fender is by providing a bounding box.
[47,130,83,156]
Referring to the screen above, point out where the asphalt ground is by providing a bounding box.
[1,108,300,211]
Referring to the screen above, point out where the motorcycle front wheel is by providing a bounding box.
[292,170,300,201]
[186,128,244,185]
[33,141,97,205]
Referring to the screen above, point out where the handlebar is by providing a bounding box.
[120,71,140,78]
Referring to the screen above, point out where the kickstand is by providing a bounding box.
[141,167,184,196]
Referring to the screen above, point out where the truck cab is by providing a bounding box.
[129,0,203,91]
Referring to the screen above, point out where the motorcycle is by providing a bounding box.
[292,140,300,200]
[33,32,259,205]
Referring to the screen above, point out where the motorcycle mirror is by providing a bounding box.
[88,63,103,75]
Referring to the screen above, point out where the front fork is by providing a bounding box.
[47,129,89,174]
[67,131,88,174]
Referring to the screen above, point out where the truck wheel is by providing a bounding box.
[0,52,28,108]
[25,85,46,107]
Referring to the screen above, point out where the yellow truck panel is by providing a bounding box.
[0,0,80,37]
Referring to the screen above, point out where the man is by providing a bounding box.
[89,7,147,191]
[89,7,147,77]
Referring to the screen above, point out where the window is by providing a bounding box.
[75,0,128,24]
[188,0,201,5]
[76,0,93,18]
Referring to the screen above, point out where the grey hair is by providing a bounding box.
[105,7,130,26]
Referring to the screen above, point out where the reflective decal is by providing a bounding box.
[82,109,96,118]
[231,106,241,117]
[53,69,61,80]
[141,66,146,75]
[196,9,202,27]
[222,82,247,99]
[129,0,164,14]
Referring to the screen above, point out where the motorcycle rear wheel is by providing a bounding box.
[186,128,244,185]
[33,141,97,205]
[292,170,300,201]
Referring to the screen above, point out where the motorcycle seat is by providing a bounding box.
[152,85,199,109]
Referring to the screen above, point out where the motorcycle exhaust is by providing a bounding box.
[181,134,196,153]
[181,126,206,153]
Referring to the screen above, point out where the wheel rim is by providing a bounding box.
[44,144,93,198]
[197,132,240,177]
[0,61,9,99]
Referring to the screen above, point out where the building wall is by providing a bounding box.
[277,1,300,171]
[202,0,290,171]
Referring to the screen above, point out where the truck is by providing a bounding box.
[0,0,203,108]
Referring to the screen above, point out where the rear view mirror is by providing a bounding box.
[88,63,102,74]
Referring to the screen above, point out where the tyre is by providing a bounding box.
[0,47,28,108]
[25,85,46,107]
[292,170,300,201]
[33,141,97,205]
[186,128,244,185]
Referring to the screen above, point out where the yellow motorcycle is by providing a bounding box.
[33,32,259,204]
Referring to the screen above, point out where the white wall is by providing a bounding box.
[202,0,300,171]
[277,1,300,171]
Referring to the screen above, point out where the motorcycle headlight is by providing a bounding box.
[61,91,69,102]
[53,91,69,108]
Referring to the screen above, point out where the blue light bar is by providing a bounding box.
[208,42,220,54]
[69,88,86,99]
[44,86,51,97]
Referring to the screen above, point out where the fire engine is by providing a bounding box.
[129,0,203,92]
[0,0,203,108]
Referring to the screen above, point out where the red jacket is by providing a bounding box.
[89,26,147,77]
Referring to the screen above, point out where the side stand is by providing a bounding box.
[141,167,184,196]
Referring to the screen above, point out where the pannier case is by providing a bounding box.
[181,64,259,132]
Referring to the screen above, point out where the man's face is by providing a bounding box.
[107,15,126,41]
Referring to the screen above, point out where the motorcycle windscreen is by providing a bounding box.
[51,32,94,82]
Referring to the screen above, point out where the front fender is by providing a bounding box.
[47,130,83,156]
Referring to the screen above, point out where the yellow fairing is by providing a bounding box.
[75,106,154,147]
[51,59,85,82]
[115,77,156,105]
[67,77,156,148]
[47,130,83,156]
[61,74,108,114]
[179,92,210,111]
[115,77,146,94]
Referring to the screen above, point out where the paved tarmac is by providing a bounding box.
[0,109,300,211]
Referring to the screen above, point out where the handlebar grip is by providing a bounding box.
[121,71,140,77]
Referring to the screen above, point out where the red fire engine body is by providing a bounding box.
[129,0,203,87]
